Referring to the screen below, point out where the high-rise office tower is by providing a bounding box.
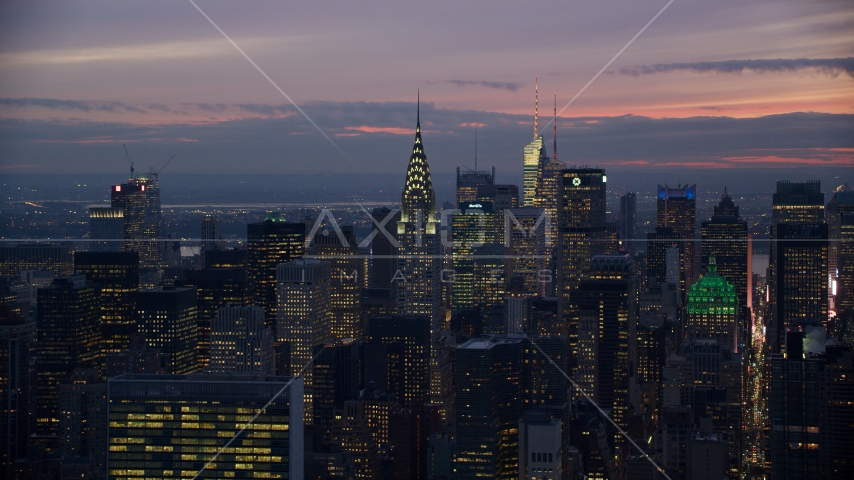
[182,267,251,369]
[686,258,738,349]
[451,202,495,314]
[136,287,198,374]
[1,309,34,477]
[454,334,566,479]
[127,174,162,268]
[619,192,637,254]
[396,99,442,400]
[88,207,124,252]
[773,223,828,352]
[209,305,274,375]
[367,315,431,406]
[312,340,363,440]
[108,373,304,480]
[657,184,697,293]
[534,93,564,250]
[472,243,508,321]
[369,206,400,290]
[769,327,853,480]
[523,77,548,207]
[477,184,520,246]
[557,168,607,320]
[110,182,147,258]
[646,226,683,296]
[310,226,362,341]
[247,216,306,328]
[456,165,495,204]
[506,207,547,296]
[74,251,139,354]
[770,180,825,349]
[701,189,749,321]
[572,255,634,433]
[277,259,332,421]
[36,275,101,436]
[535,159,564,250]
[0,243,73,277]
[200,214,218,266]
[827,185,854,274]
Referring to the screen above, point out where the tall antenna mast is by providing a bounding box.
[553,93,558,161]
[474,128,478,171]
[534,76,539,140]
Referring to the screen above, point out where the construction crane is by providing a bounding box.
[152,154,176,185]
[123,143,135,179]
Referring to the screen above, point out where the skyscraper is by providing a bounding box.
[451,201,495,314]
[74,251,139,354]
[88,206,124,252]
[477,183,520,246]
[396,98,442,400]
[686,258,739,349]
[557,168,607,320]
[534,93,564,249]
[182,267,251,369]
[1,308,34,477]
[454,334,566,479]
[277,259,332,420]
[773,223,828,352]
[209,305,274,375]
[36,275,102,436]
[657,184,697,293]
[523,77,548,207]
[769,327,853,480]
[309,226,362,341]
[701,189,749,323]
[619,193,637,254]
[108,373,304,480]
[200,214,218,266]
[110,182,146,258]
[572,254,634,432]
[136,287,198,374]
[506,207,547,296]
[312,339,363,439]
[367,315,431,406]
[128,174,162,268]
[769,180,826,350]
[247,216,306,328]
[456,165,495,204]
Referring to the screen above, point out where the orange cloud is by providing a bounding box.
[344,126,411,135]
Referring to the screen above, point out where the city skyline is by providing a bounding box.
[1,2,852,479]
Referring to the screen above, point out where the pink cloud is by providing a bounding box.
[344,126,411,135]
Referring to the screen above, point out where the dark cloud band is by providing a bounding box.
[620,57,854,78]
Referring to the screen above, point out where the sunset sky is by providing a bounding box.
[0,0,852,177]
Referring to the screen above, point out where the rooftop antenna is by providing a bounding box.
[123,143,134,179]
[553,93,558,161]
[534,76,539,140]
